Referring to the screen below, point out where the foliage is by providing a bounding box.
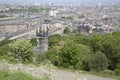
[48,34,61,49]
[62,16,74,20]
[78,15,84,19]
[0,39,12,60]
[36,53,47,64]
[74,33,89,45]
[59,40,82,69]
[0,44,10,56]
[89,35,102,54]
[66,16,74,20]
[83,51,108,71]
[0,15,7,18]
[0,70,48,80]
[46,48,59,66]
[63,27,70,34]
[43,32,120,74]
[72,29,78,33]
[100,34,120,70]
[102,70,114,75]
[114,69,120,76]
[0,39,11,46]
[30,38,37,46]
[8,38,34,63]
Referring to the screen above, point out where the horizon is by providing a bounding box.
[0,0,120,5]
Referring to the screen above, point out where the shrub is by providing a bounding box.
[30,38,37,46]
[82,51,108,71]
[102,70,114,75]
[63,27,70,34]
[59,40,82,69]
[114,69,120,76]
[89,51,108,71]
[46,48,59,66]
[8,38,34,63]
[48,34,61,49]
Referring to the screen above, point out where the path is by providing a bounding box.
[0,62,118,80]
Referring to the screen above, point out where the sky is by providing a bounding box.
[0,0,120,5]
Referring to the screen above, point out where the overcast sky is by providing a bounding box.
[0,0,120,5]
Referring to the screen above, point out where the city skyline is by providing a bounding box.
[0,0,120,5]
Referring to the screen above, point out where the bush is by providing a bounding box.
[48,34,61,49]
[8,38,34,63]
[36,53,47,64]
[89,51,108,71]
[63,27,70,34]
[102,70,114,75]
[59,40,82,69]
[46,48,59,66]
[30,38,37,46]
[74,33,89,45]
[114,69,120,76]
[82,51,108,71]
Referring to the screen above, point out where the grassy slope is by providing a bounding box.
[0,70,48,80]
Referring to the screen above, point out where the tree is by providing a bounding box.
[66,16,74,20]
[89,35,102,54]
[74,33,89,45]
[72,29,78,33]
[46,48,59,66]
[89,51,108,71]
[100,34,120,70]
[59,40,82,69]
[8,38,34,63]
[83,51,108,71]
[48,34,61,49]
[78,15,84,19]
[30,38,37,46]
[63,27,70,34]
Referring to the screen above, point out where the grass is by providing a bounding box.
[0,70,49,80]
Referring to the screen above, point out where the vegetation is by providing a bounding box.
[83,51,108,71]
[30,38,37,46]
[0,30,120,77]
[48,34,61,49]
[59,40,82,69]
[7,6,49,13]
[62,16,74,20]
[63,27,70,34]
[8,38,34,63]
[0,15,7,18]
[0,70,48,80]
[0,39,12,60]
[46,32,120,76]
[78,15,84,19]
[66,16,74,20]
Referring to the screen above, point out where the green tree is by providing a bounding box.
[78,15,84,19]
[66,16,74,20]
[63,27,70,34]
[59,40,82,69]
[30,38,37,46]
[74,33,89,45]
[100,34,120,70]
[89,51,108,71]
[8,38,34,63]
[83,51,108,71]
[89,35,102,54]
[48,34,61,49]
[46,48,59,66]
